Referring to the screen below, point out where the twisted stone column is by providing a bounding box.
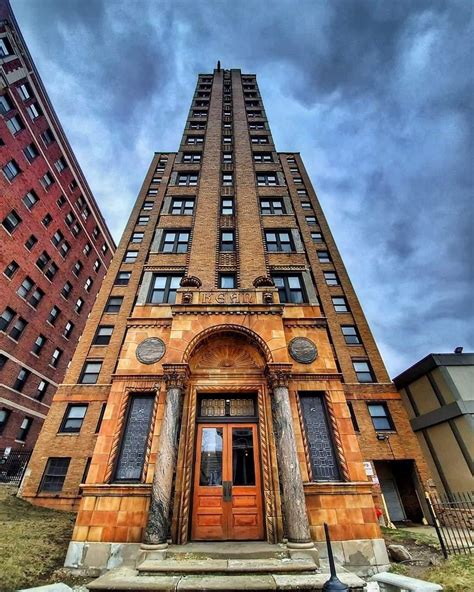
[143,363,189,548]
[267,363,313,548]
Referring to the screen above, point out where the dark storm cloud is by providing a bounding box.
[11,0,473,376]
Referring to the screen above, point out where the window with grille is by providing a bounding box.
[40,458,70,492]
[199,397,256,418]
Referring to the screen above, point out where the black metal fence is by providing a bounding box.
[426,491,474,558]
[0,449,32,486]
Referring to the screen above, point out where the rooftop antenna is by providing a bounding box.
[217,60,221,72]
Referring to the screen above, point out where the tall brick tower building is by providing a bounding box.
[22,67,431,572]
[0,0,114,453]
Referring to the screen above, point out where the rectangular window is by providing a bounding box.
[148,274,182,304]
[160,231,190,254]
[36,380,48,401]
[51,348,62,368]
[93,326,113,345]
[26,102,42,120]
[25,235,37,250]
[220,198,234,215]
[61,281,72,299]
[3,159,21,181]
[115,271,131,285]
[341,325,361,345]
[0,408,10,434]
[220,230,235,251]
[42,213,53,228]
[186,136,204,144]
[18,82,32,101]
[59,404,88,433]
[124,250,138,263]
[306,216,317,225]
[265,230,294,252]
[24,143,39,163]
[29,287,44,309]
[83,242,91,257]
[142,201,154,210]
[48,306,60,325]
[347,402,360,432]
[75,297,84,313]
[222,152,232,163]
[367,402,394,431]
[253,152,272,162]
[114,395,155,482]
[93,259,101,272]
[17,276,34,298]
[45,262,58,281]
[317,250,330,263]
[251,136,269,144]
[299,393,340,481]
[131,232,144,243]
[6,115,24,135]
[256,173,278,186]
[41,128,55,146]
[301,202,312,211]
[182,153,201,163]
[105,296,123,313]
[95,403,106,433]
[260,199,285,215]
[10,317,27,340]
[170,198,194,215]
[332,296,349,312]
[80,361,102,384]
[39,458,70,492]
[311,232,323,243]
[272,274,306,304]
[222,173,233,185]
[324,271,339,285]
[63,321,74,338]
[54,157,67,172]
[4,260,19,279]
[353,360,375,383]
[40,172,55,189]
[17,417,32,442]
[0,94,13,114]
[72,261,83,276]
[21,190,39,211]
[219,273,236,289]
[13,368,30,392]
[177,173,198,186]
[137,216,149,226]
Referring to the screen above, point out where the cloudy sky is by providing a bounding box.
[11,0,473,377]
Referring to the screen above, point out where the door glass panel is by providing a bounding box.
[199,427,223,486]
[232,428,255,486]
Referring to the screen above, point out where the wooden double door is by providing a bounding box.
[191,423,264,540]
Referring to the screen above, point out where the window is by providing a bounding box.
[40,172,55,189]
[219,273,236,289]
[148,274,182,304]
[0,409,10,434]
[48,306,61,325]
[36,380,49,401]
[265,230,294,252]
[42,213,53,228]
[18,82,32,101]
[260,198,285,215]
[332,296,349,312]
[293,177,303,184]
[367,402,394,430]
[6,115,24,135]
[301,202,312,211]
[223,136,232,144]
[101,243,108,254]
[13,368,30,392]
[317,250,330,263]
[29,287,44,309]
[92,226,100,239]
[51,348,62,368]
[160,231,190,254]
[177,173,198,186]
[324,271,339,286]
[222,152,232,163]
[190,122,206,130]
[41,128,55,146]
[63,321,74,338]
[137,216,149,226]
[249,123,265,130]
[147,189,158,196]
[253,152,272,162]
[171,198,194,215]
[347,402,360,432]
[311,232,323,243]
[115,271,131,285]
[61,281,72,299]
[297,189,307,197]
[65,211,76,227]
[52,230,65,248]
[80,361,102,384]
[220,230,235,251]
[26,102,42,120]
[83,242,91,257]
[95,403,106,433]
[182,153,201,163]
[222,173,233,186]
[4,260,19,279]
[142,201,154,210]
[354,361,375,384]
[93,259,101,272]
[192,110,206,118]
[3,159,21,181]
[25,234,37,250]
[69,179,78,191]
[342,325,361,345]
[105,296,123,313]
[299,393,340,481]
[45,262,58,281]
[24,143,39,163]
[39,458,70,492]
[0,37,12,56]
[21,190,39,212]
[84,277,93,292]
[0,307,15,332]
[75,297,84,314]
[272,274,306,304]
[10,317,27,340]
[72,261,83,277]
[54,157,67,172]
[306,216,317,225]
[220,198,234,215]
[251,136,269,144]
[93,326,113,345]
[256,173,278,186]
[17,417,32,442]
[124,250,138,263]
[186,136,204,144]
[0,94,13,114]
[59,404,88,433]
[17,276,34,299]
[0,354,6,369]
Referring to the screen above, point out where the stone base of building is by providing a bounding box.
[64,538,389,577]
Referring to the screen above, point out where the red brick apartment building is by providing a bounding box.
[0,0,115,455]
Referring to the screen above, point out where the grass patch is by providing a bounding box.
[421,555,474,592]
[381,525,439,548]
[0,486,78,591]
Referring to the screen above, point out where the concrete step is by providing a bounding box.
[162,542,289,560]
[138,557,318,575]
[87,567,366,591]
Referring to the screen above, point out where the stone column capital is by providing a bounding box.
[266,363,293,389]
[162,363,190,390]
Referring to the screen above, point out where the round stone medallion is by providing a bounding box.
[136,338,166,365]
[288,337,318,364]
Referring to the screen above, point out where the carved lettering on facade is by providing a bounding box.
[199,291,256,305]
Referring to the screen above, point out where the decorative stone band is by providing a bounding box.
[265,363,293,389]
[162,363,190,390]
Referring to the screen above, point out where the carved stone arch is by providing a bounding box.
[182,323,274,365]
